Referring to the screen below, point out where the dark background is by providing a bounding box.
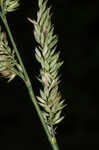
[0,0,99,149]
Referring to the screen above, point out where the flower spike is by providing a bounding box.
[28,0,66,138]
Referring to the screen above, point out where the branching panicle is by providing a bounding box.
[28,0,66,137]
[0,27,23,82]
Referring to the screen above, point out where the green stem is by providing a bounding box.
[50,112,55,138]
[0,13,60,150]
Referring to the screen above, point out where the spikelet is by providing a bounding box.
[28,0,66,137]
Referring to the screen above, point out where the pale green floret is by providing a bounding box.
[0,0,19,14]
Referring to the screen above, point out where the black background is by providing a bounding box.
[0,0,99,149]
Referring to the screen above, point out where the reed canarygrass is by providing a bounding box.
[0,0,66,150]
